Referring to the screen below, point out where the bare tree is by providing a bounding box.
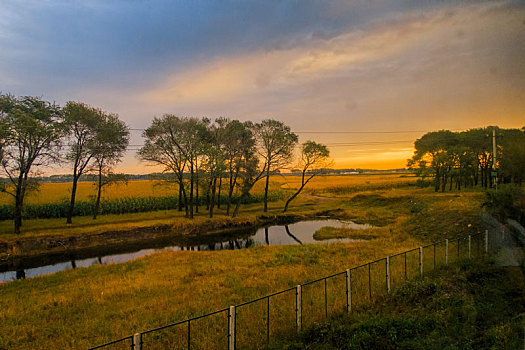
[283,141,331,212]
[0,94,63,234]
[254,119,298,212]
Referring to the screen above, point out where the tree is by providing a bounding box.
[91,113,130,219]
[283,141,331,212]
[232,145,267,217]
[139,116,209,219]
[138,115,189,217]
[63,102,104,224]
[215,118,255,215]
[0,94,63,234]
[254,119,298,212]
[499,128,525,185]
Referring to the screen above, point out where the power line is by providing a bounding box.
[129,128,466,134]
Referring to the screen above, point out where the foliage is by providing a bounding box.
[408,126,525,192]
[483,185,525,225]
[0,94,64,233]
[283,140,331,212]
[254,119,299,212]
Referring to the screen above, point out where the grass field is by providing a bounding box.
[0,174,489,349]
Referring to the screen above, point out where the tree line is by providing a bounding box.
[0,94,330,234]
[0,95,129,233]
[137,115,330,219]
[408,126,525,191]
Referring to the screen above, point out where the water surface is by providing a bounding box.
[0,219,370,282]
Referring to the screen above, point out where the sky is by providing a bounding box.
[1,0,524,172]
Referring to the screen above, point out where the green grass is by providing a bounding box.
[277,260,525,349]
[313,226,379,241]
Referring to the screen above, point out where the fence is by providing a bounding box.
[89,230,489,350]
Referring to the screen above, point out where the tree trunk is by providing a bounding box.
[232,191,248,217]
[93,166,103,219]
[206,177,213,210]
[195,169,199,213]
[283,184,305,213]
[217,177,222,209]
[178,181,183,211]
[189,163,194,219]
[284,170,310,213]
[13,175,24,234]
[263,167,270,212]
[67,173,79,224]
[209,177,217,218]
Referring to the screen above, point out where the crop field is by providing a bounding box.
[0,174,415,206]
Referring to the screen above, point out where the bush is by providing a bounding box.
[483,185,524,225]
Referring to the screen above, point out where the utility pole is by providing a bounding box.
[492,127,497,191]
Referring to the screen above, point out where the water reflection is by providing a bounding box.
[1,219,370,282]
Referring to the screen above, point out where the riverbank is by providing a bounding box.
[0,188,485,260]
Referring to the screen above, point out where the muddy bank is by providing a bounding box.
[0,210,345,261]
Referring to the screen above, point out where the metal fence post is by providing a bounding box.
[485,230,489,254]
[386,257,391,293]
[133,333,142,350]
[345,269,352,313]
[468,235,471,259]
[368,263,372,300]
[296,285,302,332]
[445,239,449,265]
[228,306,236,350]
[419,247,423,276]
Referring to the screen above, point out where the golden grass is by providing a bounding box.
[0,174,414,206]
[0,182,487,349]
[0,233,422,349]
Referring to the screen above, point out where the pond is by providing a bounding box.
[0,219,371,282]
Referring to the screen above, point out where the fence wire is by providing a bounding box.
[89,231,488,350]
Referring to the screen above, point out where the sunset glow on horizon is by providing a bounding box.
[1,1,524,173]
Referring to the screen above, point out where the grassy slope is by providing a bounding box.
[280,261,525,350]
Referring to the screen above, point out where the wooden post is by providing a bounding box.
[228,306,236,350]
[345,269,352,313]
[485,230,489,254]
[445,239,449,265]
[296,285,302,332]
[386,257,391,293]
[133,333,142,350]
[468,235,471,259]
[419,247,423,276]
